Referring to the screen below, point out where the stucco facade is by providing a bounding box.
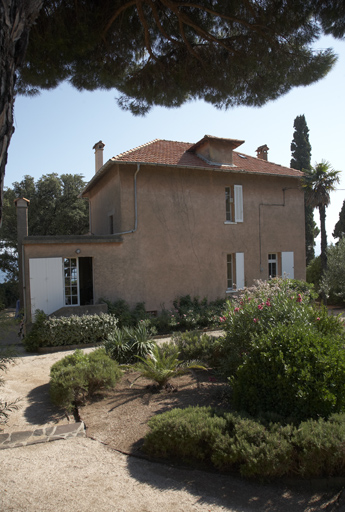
[19,135,306,323]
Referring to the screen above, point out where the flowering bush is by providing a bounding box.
[218,278,337,378]
[23,312,118,352]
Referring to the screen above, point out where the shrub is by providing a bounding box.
[231,322,345,422]
[143,406,345,479]
[127,345,206,389]
[219,277,325,378]
[23,313,118,352]
[321,238,345,305]
[104,322,156,364]
[169,330,222,367]
[49,348,122,412]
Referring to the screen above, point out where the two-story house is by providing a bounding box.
[17,135,305,323]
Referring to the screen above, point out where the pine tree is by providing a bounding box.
[1,1,344,225]
[290,115,316,264]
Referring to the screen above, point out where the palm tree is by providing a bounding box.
[302,161,340,274]
[128,345,206,389]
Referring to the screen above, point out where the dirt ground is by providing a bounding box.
[1,314,345,512]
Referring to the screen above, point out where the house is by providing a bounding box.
[17,135,305,324]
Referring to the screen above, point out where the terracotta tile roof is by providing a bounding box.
[112,139,303,178]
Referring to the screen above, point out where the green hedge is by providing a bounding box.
[143,406,345,479]
[23,312,118,352]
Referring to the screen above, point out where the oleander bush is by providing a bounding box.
[23,312,118,352]
[50,348,122,412]
[143,406,345,479]
[218,277,341,378]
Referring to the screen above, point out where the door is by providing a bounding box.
[282,251,294,279]
[29,258,64,319]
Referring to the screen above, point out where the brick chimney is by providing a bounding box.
[93,141,105,173]
[256,144,269,161]
[14,197,30,310]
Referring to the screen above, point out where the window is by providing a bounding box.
[227,254,233,289]
[268,253,277,278]
[64,258,78,305]
[227,252,245,291]
[225,185,243,223]
[225,187,234,222]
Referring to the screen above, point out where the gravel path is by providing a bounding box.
[1,318,344,512]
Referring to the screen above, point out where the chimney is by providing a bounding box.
[256,144,269,161]
[14,197,30,310]
[93,141,105,173]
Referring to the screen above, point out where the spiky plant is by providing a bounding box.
[129,345,206,389]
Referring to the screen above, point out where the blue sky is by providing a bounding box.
[5,35,345,256]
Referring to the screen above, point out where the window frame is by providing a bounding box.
[64,257,79,306]
[224,185,243,224]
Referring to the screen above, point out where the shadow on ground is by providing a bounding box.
[126,454,343,512]
[23,383,66,426]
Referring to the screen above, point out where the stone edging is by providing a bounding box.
[0,422,85,450]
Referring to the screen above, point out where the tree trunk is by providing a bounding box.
[319,204,328,299]
[0,0,43,226]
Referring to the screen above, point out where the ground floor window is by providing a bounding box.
[64,258,78,305]
[268,253,277,278]
[227,254,233,289]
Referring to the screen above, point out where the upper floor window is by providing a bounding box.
[225,185,243,223]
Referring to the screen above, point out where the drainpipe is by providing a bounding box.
[14,197,30,313]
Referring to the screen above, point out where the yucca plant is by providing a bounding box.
[128,345,207,389]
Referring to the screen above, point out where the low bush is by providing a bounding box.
[101,299,150,327]
[230,322,345,422]
[49,348,122,412]
[23,312,118,352]
[103,322,156,364]
[161,330,222,368]
[219,277,331,378]
[143,406,345,479]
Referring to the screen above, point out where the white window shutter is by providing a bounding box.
[281,252,294,279]
[235,252,245,289]
[234,185,243,222]
[29,258,64,319]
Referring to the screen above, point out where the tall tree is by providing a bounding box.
[290,114,317,264]
[1,1,344,224]
[333,200,345,241]
[0,173,89,281]
[303,161,341,274]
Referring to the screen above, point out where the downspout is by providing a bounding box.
[259,188,296,272]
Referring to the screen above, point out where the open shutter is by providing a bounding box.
[29,258,64,319]
[282,252,294,279]
[234,185,243,223]
[235,252,245,289]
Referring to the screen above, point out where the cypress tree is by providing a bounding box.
[290,115,316,264]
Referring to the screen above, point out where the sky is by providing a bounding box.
[5,35,345,258]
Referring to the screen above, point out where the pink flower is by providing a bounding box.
[266,300,271,307]
[234,307,240,313]
[297,294,302,303]
[253,318,258,323]
[317,317,320,321]
[258,304,263,310]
